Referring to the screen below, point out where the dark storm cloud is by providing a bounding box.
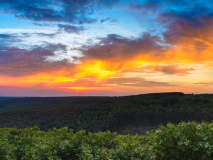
[0,0,120,24]
[129,0,213,52]
[156,3,213,56]
[161,7,213,46]
[80,33,164,61]
[129,0,213,30]
[0,43,75,76]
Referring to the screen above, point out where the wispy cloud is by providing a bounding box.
[139,64,195,76]
[106,77,175,87]
[58,24,84,33]
[0,43,75,76]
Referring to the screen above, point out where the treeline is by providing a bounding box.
[57,94,213,133]
[0,122,213,160]
[0,92,213,133]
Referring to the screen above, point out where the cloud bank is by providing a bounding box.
[1,0,213,95]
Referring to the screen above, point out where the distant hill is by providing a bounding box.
[0,92,213,134]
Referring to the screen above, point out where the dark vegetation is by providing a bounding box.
[0,92,213,133]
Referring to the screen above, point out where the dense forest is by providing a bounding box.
[0,92,213,134]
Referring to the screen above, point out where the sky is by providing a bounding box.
[0,0,213,96]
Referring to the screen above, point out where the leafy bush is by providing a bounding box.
[0,122,213,159]
[147,122,213,160]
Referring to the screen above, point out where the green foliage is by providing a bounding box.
[1,122,213,159]
[0,127,147,160]
[147,122,213,159]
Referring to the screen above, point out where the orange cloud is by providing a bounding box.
[2,17,213,96]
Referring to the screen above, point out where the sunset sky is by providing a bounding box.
[0,0,213,96]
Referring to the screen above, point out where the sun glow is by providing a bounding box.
[78,61,119,78]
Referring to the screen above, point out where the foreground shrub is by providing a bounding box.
[0,122,213,159]
[147,122,213,160]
